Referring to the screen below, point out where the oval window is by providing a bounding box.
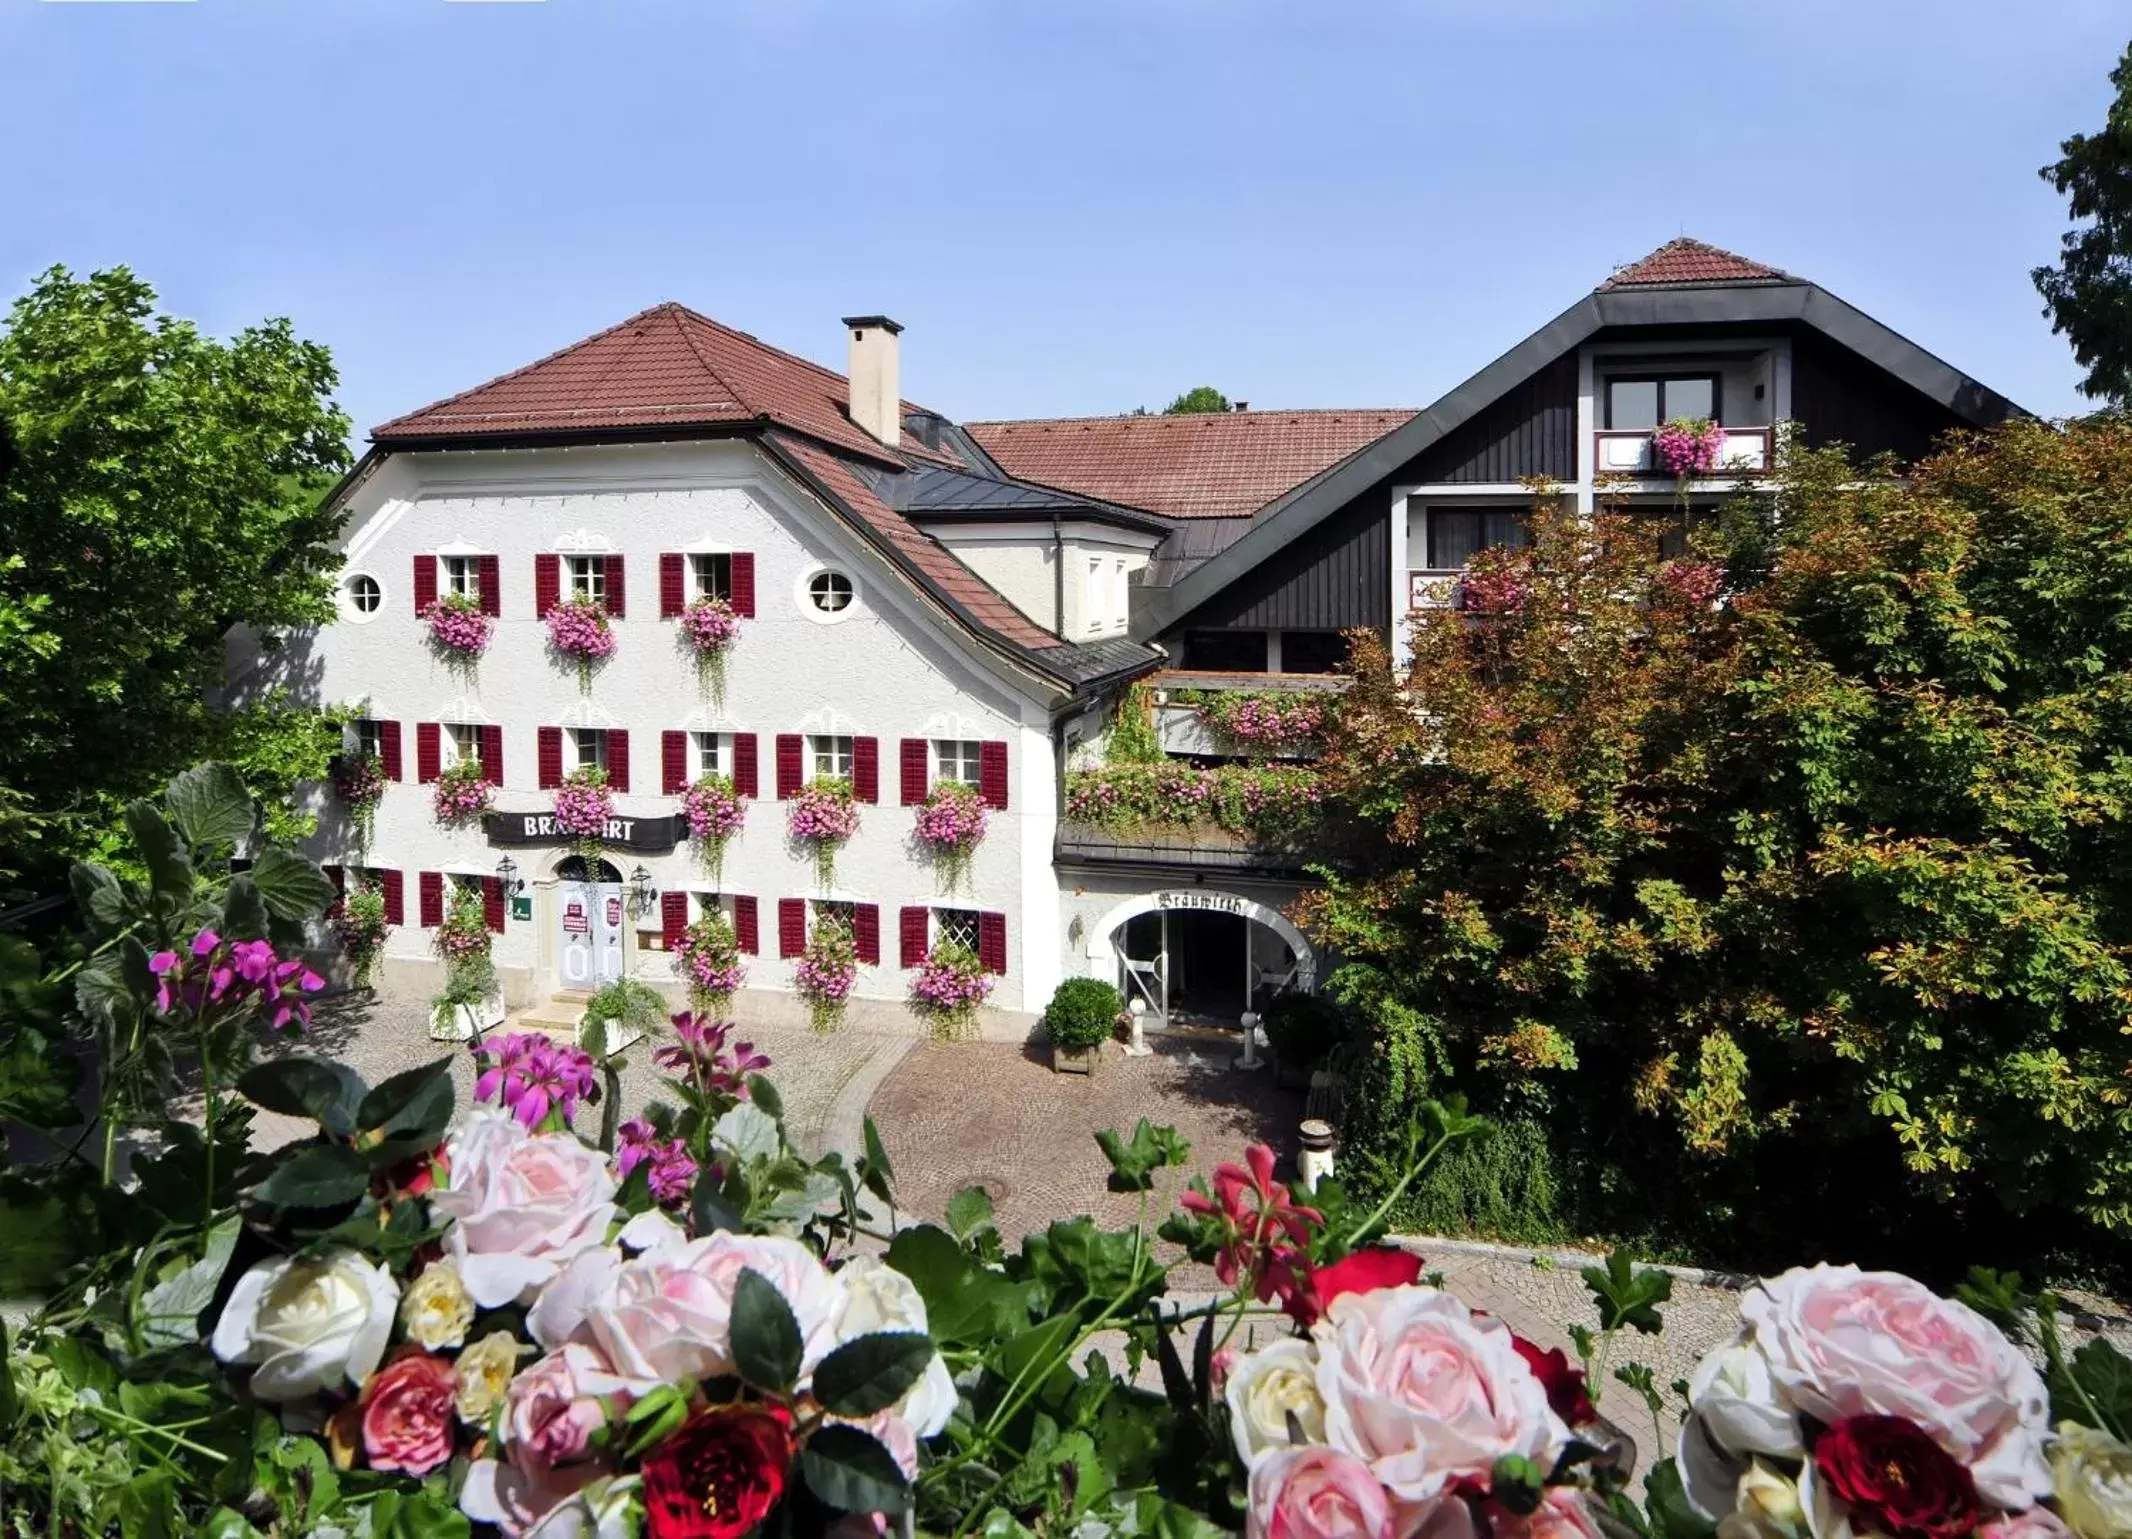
[808,571,854,613]
[345,573,383,616]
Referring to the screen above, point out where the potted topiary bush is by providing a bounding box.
[579,976,669,1054]
[1044,976,1123,1075]
[1261,989,1347,1090]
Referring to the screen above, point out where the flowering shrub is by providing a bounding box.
[1657,556,1725,608]
[1457,551,1534,615]
[1193,690,1327,755]
[1064,762,1324,842]
[907,939,992,1040]
[788,775,859,887]
[336,883,391,989]
[431,754,493,825]
[682,771,745,879]
[545,594,617,689]
[554,766,614,860]
[676,908,747,1012]
[1651,414,1722,476]
[423,591,494,660]
[331,750,386,851]
[679,595,741,698]
[793,913,857,1033]
[912,780,987,891]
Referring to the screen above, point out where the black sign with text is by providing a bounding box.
[482,811,683,854]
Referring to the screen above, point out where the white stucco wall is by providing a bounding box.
[932,523,1156,642]
[231,440,1065,1015]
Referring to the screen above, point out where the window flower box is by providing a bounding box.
[545,596,616,690]
[912,782,987,892]
[788,777,859,887]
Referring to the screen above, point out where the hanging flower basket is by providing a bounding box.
[422,593,494,666]
[430,757,492,827]
[334,884,391,991]
[908,939,992,1041]
[1651,415,1723,477]
[788,777,859,887]
[681,773,746,881]
[794,914,857,1034]
[676,909,747,1014]
[331,751,386,853]
[553,767,614,860]
[912,782,987,892]
[431,883,498,1040]
[678,596,741,700]
[545,596,616,690]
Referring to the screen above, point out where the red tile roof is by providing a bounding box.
[372,302,949,466]
[965,408,1414,520]
[1599,238,1792,290]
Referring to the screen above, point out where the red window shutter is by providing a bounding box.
[854,904,880,966]
[852,737,879,804]
[412,554,438,612]
[380,869,405,926]
[775,735,804,799]
[483,876,506,933]
[419,871,444,928]
[604,554,626,618]
[415,722,442,784]
[606,730,631,793]
[535,554,561,618]
[978,911,1007,975]
[777,898,807,959]
[733,734,759,798]
[733,894,759,955]
[731,552,756,618]
[479,724,503,786]
[899,739,929,806]
[477,554,501,618]
[662,890,688,949]
[660,553,686,619]
[899,906,930,968]
[662,730,689,795]
[538,726,565,790]
[979,741,1010,810]
[378,720,403,782]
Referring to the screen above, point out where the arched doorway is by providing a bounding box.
[1084,890,1317,1029]
[552,855,625,991]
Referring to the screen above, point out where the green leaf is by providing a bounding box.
[945,1183,996,1241]
[69,862,130,930]
[355,1057,455,1163]
[811,1330,935,1418]
[798,1422,912,1516]
[125,799,193,900]
[165,762,254,850]
[203,1511,265,1539]
[0,1323,14,1434]
[2055,1336,2132,1439]
[1643,1457,1717,1539]
[252,1142,371,1210]
[1581,1248,1672,1335]
[111,1470,180,1539]
[861,1113,896,1207]
[729,1266,803,1392]
[747,1073,784,1121]
[119,933,157,1001]
[250,846,336,922]
[1094,1118,1190,1191]
[885,1223,1035,1346]
[137,1214,242,1348]
[220,875,270,943]
[238,1056,368,1136]
[692,1179,742,1235]
[712,1102,780,1164]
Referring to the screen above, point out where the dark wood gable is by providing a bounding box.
[1405,352,1579,485]
[1169,493,1388,634]
[1790,330,1973,466]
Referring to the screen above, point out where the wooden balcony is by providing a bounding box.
[1594,425,1773,477]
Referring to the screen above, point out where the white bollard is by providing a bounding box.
[1123,997,1153,1056]
[1235,1010,1265,1072]
[1298,1118,1337,1192]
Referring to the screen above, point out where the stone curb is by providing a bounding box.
[806,1031,918,1162]
[1388,1231,1759,1291]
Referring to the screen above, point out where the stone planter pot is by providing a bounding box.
[577,1013,646,1055]
[431,991,505,1042]
[1052,1043,1101,1075]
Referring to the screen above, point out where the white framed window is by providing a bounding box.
[443,723,481,769]
[448,872,484,898]
[343,573,383,620]
[933,740,982,788]
[443,556,481,600]
[693,731,731,781]
[691,553,733,603]
[1424,507,1530,571]
[350,719,386,760]
[808,571,854,613]
[812,898,856,935]
[933,907,982,954]
[1084,557,1105,630]
[567,556,606,602]
[1112,559,1129,630]
[809,734,854,780]
[571,728,609,774]
[691,891,731,925]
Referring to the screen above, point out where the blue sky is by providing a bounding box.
[3,0,2124,439]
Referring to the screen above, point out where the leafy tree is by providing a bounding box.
[2035,41,2132,406]
[1162,386,1233,415]
[0,266,352,885]
[1308,424,2132,1277]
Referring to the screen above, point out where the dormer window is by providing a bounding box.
[1606,374,1720,430]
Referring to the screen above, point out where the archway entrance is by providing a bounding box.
[553,856,624,991]
[1088,890,1316,1031]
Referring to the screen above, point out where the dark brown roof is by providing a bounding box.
[1599,238,1793,290]
[964,408,1414,521]
[372,302,950,466]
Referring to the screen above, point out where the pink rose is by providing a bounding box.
[1248,1445,1396,1539]
[1493,1489,1603,1539]
[360,1349,457,1476]
[432,1110,619,1309]
[507,1343,630,1469]
[1982,1508,2077,1539]
[1313,1285,1566,1504]
[586,1232,839,1395]
[460,1457,614,1538]
[1741,1265,2052,1509]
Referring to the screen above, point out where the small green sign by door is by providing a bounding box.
[510,895,532,923]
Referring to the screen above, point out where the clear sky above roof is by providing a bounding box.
[3,0,2119,441]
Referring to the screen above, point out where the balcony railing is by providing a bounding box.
[1594,425,1773,477]
[1145,670,1344,760]
[1057,761,1328,874]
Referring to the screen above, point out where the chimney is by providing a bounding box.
[842,315,902,448]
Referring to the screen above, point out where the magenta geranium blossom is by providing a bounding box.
[472,1032,598,1130]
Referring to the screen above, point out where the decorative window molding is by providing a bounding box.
[551,528,615,553]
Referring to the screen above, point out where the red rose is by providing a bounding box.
[1815,1414,1982,1539]
[1511,1335,1597,1427]
[1282,1246,1427,1325]
[642,1404,794,1539]
[359,1349,457,1476]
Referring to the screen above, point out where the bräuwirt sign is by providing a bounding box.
[1155,890,1246,915]
[482,812,683,854]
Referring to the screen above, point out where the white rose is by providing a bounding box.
[828,1256,954,1437]
[1225,1338,1326,1468]
[430,1110,619,1310]
[1690,1337,1806,1459]
[1742,1264,2052,1509]
[210,1249,399,1401]
[2055,1421,2132,1539]
[1717,1461,1805,1539]
[1314,1284,1566,1504]
[399,1259,475,1350]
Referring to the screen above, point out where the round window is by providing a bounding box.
[808,571,854,613]
[345,573,383,616]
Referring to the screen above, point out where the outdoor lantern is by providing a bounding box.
[496,855,522,894]
[628,864,655,919]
